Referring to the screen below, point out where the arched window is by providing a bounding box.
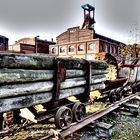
[60,47,65,53]
[78,44,84,51]
[88,44,96,51]
[69,46,74,52]
[52,48,56,54]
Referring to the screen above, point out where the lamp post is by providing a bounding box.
[35,35,39,53]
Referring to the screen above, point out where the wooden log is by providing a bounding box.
[0,92,53,113]
[90,60,108,69]
[0,87,86,113]
[0,53,55,69]
[0,83,106,113]
[0,78,87,99]
[0,69,86,84]
[60,77,86,89]
[57,57,87,69]
[60,87,85,99]
[66,69,86,78]
[91,69,109,75]
[90,83,105,91]
[0,69,54,84]
[90,75,106,84]
[0,53,87,69]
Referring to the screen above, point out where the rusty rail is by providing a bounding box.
[39,92,140,140]
[60,92,140,138]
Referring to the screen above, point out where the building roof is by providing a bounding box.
[94,33,124,45]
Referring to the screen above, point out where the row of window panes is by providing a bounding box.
[55,44,96,53]
[100,44,118,54]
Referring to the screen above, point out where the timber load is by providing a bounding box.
[0,53,108,113]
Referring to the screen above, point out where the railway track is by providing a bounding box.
[40,92,140,140]
[0,92,139,140]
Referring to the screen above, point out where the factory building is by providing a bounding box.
[50,4,123,61]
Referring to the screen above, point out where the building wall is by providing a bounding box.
[53,27,122,60]
[57,27,93,44]
[50,39,99,60]
[10,37,56,54]
[16,38,35,45]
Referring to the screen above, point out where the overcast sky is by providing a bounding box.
[0,0,139,44]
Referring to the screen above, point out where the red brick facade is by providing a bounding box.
[50,27,123,60]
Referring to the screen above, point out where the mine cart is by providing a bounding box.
[0,53,108,129]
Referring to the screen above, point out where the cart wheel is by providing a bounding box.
[116,88,123,101]
[109,90,118,103]
[55,106,73,129]
[72,102,86,122]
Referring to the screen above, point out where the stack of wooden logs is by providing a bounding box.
[0,53,108,113]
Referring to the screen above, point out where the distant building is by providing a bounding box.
[0,35,8,51]
[50,4,124,61]
[9,37,56,54]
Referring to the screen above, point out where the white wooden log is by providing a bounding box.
[60,77,86,89]
[0,53,55,69]
[0,82,54,99]
[91,69,109,75]
[0,92,53,113]
[90,60,108,69]
[0,87,85,113]
[66,69,86,78]
[0,83,106,113]
[0,78,87,99]
[90,83,105,91]
[0,69,54,84]
[0,69,86,84]
[90,75,106,84]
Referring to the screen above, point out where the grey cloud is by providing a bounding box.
[0,0,139,43]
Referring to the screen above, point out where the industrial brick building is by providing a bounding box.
[49,4,123,60]
[9,37,55,54]
[0,35,8,51]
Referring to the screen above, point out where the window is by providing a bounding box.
[52,48,56,54]
[88,44,96,51]
[78,44,84,51]
[68,46,75,52]
[60,47,65,53]
[105,45,110,53]
[99,44,104,52]
[110,45,113,53]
